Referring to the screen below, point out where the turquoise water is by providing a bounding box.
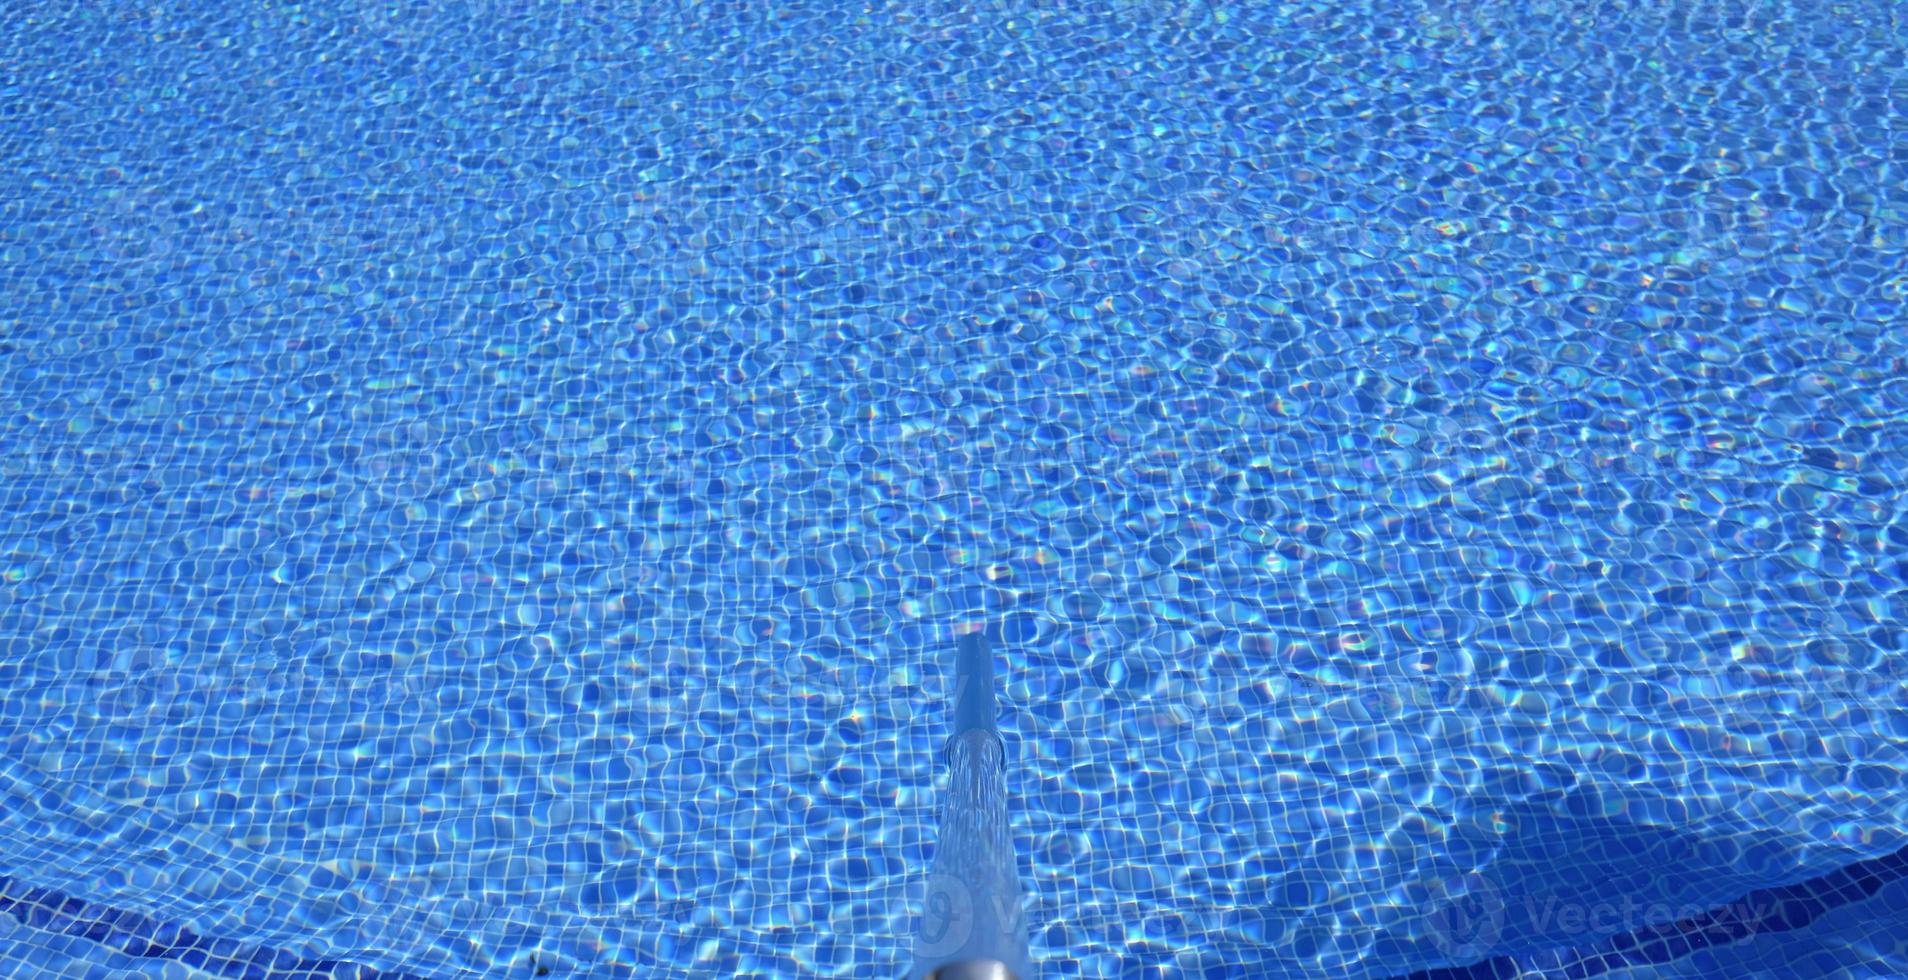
[1,0,1906,976]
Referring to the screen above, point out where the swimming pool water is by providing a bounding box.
[2,0,1906,976]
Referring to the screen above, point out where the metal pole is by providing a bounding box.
[909,632,1033,980]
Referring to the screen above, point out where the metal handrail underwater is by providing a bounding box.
[907,632,1033,979]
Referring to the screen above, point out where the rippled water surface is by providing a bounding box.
[2,0,1906,976]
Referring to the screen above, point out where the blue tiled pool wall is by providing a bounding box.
[1392,841,1908,979]
[0,869,428,980]
[0,841,1903,980]
[0,756,573,976]
[4,0,1908,976]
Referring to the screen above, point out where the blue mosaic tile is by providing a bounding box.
[0,872,423,980]
[2,0,1907,976]
[1392,841,1908,979]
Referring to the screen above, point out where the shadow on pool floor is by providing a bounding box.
[1366,785,1908,979]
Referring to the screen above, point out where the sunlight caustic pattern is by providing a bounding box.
[0,0,1906,976]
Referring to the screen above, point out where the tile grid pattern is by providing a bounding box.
[0,840,1902,978]
[0,0,1904,976]
[0,871,426,980]
[1396,843,1908,980]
